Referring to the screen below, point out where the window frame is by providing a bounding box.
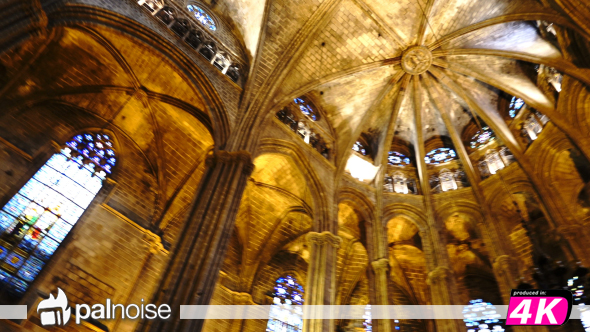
[0,132,118,301]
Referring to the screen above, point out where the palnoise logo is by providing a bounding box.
[37,287,71,326]
[36,287,172,326]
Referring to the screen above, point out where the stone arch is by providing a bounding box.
[256,139,330,229]
[250,234,310,305]
[338,187,376,255]
[19,11,234,146]
[436,207,503,305]
[384,211,431,310]
[243,246,309,332]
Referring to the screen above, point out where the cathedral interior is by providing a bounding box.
[1,0,590,331]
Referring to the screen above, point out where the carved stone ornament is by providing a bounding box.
[232,292,254,305]
[306,231,342,249]
[371,258,390,273]
[143,231,165,254]
[401,46,433,75]
[426,266,452,285]
[205,150,254,175]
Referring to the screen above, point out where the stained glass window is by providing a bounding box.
[388,151,411,166]
[485,150,505,175]
[352,141,369,156]
[439,169,458,192]
[187,5,216,31]
[267,275,304,332]
[524,115,543,141]
[463,299,505,331]
[424,148,456,165]
[294,98,318,121]
[470,126,495,149]
[509,97,525,118]
[393,172,408,194]
[363,304,372,331]
[569,276,590,331]
[0,133,115,296]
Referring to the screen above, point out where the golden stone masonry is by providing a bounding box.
[1,0,590,331]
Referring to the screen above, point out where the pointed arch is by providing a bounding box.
[0,131,117,296]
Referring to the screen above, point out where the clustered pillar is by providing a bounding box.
[138,150,254,332]
[303,231,341,332]
[371,258,392,332]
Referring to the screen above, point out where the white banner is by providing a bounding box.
[179,305,586,320]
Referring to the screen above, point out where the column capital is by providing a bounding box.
[556,224,582,240]
[143,231,166,254]
[205,150,254,175]
[371,258,389,273]
[231,292,254,305]
[493,255,514,268]
[25,0,48,36]
[427,266,453,285]
[306,231,342,248]
[492,254,519,279]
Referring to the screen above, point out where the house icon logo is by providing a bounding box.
[37,288,71,326]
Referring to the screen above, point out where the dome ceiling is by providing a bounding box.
[212,0,590,170]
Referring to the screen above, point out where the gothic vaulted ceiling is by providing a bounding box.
[206,0,590,171]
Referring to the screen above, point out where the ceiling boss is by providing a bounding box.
[401,46,433,75]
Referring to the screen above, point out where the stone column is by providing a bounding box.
[427,266,464,332]
[303,231,341,332]
[138,150,254,332]
[551,0,590,36]
[371,258,391,332]
[229,292,255,332]
[558,224,590,267]
[0,0,48,54]
[492,255,520,305]
[492,256,550,332]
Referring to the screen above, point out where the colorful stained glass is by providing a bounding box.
[294,97,319,121]
[4,252,26,269]
[0,270,11,284]
[34,238,60,261]
[0,244,9,261]
[45,220,72,242]
[353,141,368,156]
[509,97,525,118]
[0,212,13,232]
[266,275,304,332]
[470,126,495,149]
[424,148,457,164]
[0,132,115,296]
[4,195,29,217]
[187,5,216,31]
[16,257,44,282]
[363,304,372,331]
[463,299,505,331]
[7,277,28,295]
[388,151,411,166]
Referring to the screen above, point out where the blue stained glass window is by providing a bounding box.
[463,299,505,331]
[470,126,495,149]
[187,5,216,31]
[363,304,373,331]
[353,141,368,156]
[509,97,525,118]
[267,275,304,332]
[294,97,319,121]
[0,132,115,296]
[424,148,457,165]
[388,151,411,166]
